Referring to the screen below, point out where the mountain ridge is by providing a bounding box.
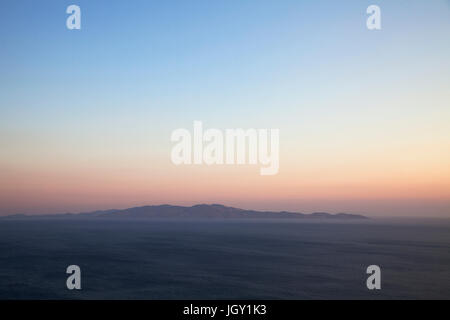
[1,204,368,220]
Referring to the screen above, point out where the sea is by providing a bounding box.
[0,218,449,299]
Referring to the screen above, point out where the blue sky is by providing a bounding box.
[1,0,449,127]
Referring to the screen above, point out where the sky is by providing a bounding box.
[0,0,449,217]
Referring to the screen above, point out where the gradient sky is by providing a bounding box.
[0,0,449,217]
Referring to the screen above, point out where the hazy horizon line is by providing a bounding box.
[2,202,449,220]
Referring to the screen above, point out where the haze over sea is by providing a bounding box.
[1,218,449,299]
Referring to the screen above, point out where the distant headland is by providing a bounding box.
[2,204,368,220]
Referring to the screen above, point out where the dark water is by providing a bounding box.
[0,219,449,299]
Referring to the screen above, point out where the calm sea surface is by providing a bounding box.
[0,219,449,299]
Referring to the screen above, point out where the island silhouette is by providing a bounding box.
[3,204,368,220]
